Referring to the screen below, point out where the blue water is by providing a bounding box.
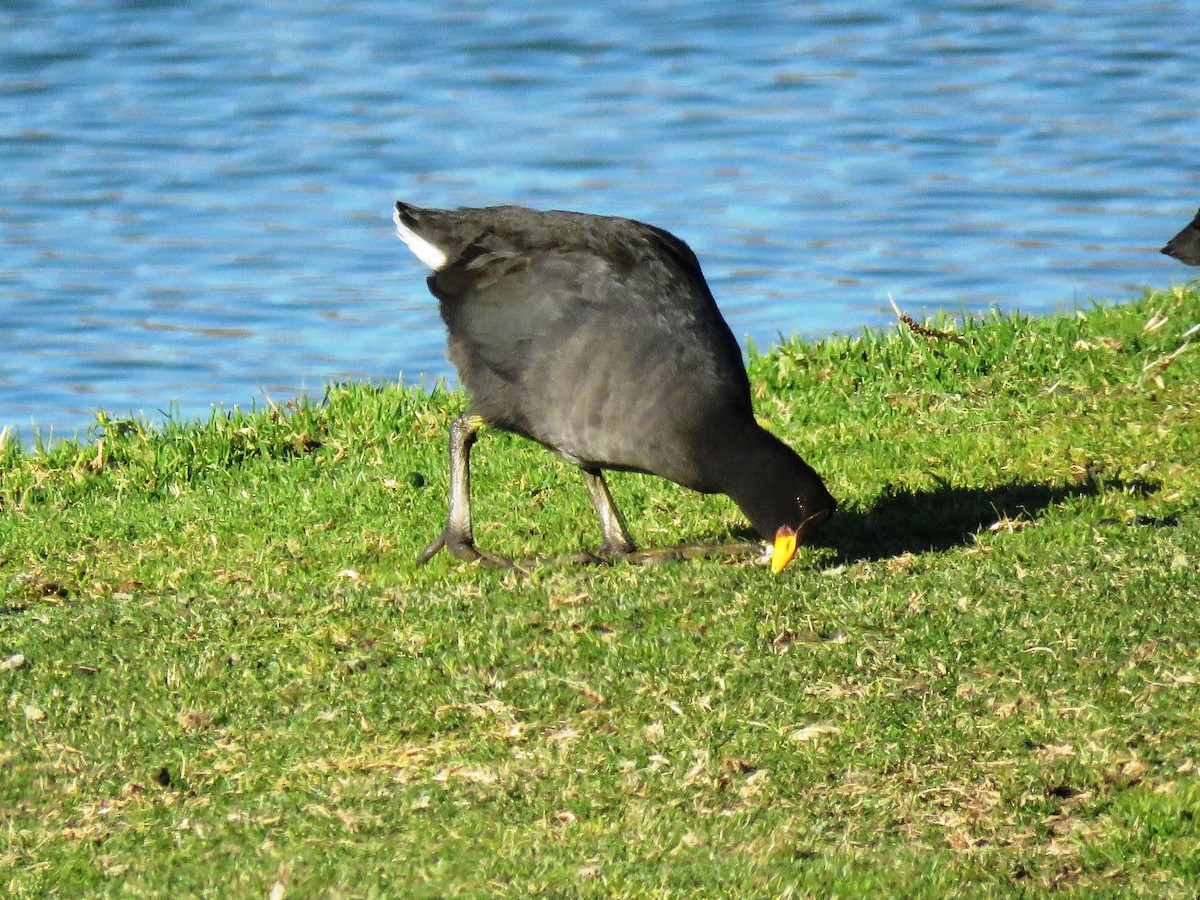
[3,0,1199,442]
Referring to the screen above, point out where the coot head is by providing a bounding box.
[1162,207,1200,267]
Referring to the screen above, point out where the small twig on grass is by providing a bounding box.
[1141,339,1192,382]
[888,294,967,345]
[1143,309,1169,333]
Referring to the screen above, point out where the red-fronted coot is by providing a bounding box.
[394,201,835,571]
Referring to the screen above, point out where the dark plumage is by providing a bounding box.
[1162,208,1200,266]
[394,201,835,569]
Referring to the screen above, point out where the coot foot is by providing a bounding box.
[622,540,767,566]
[510,540,768,570]
[416,529,513,568]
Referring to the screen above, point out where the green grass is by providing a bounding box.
[2,287,1199,897]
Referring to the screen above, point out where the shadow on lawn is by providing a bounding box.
[819,476,1160,564]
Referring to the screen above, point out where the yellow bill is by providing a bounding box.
[770,525,798,573]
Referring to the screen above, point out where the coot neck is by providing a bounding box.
[711,421,831,540]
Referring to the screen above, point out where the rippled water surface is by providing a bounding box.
[3,0,1199,440]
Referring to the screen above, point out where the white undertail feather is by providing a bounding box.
[393,206,447,269]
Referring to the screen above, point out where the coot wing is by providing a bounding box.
[426,230,753,487]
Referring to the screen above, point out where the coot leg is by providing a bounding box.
[417,413,512,567]
[581,468,772,566]
[582,467,636,557]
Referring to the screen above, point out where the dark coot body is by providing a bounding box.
[1162,208,1200,266]
[394,201,835,567]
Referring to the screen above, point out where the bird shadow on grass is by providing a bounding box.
[807,476,1161,566]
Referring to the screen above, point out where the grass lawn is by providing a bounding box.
[2,287,1199,897]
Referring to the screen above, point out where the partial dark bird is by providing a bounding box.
[1162,207,1200,266]
[394,202,835,571]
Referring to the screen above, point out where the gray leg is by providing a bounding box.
[418,427,764,571]
[582,467,764,569]
[582,467,636,556]
[417,413,509,566]
[577,469,764,567]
